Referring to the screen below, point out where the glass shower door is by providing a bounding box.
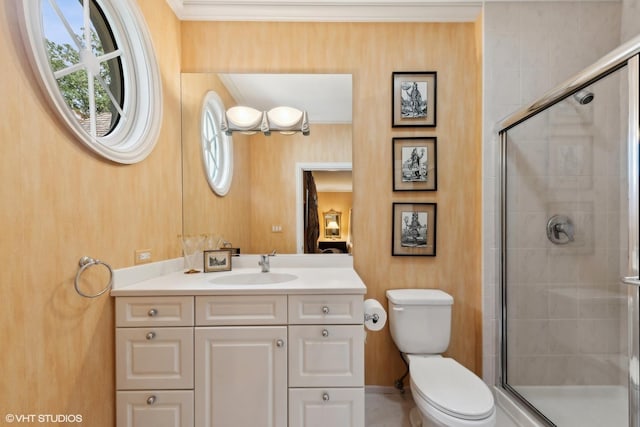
[500,60,636,426]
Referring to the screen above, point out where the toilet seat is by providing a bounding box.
[408,356,494,421]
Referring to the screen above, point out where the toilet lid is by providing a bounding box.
[410,357,494,421]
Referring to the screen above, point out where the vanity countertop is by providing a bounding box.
[111,265,367,296]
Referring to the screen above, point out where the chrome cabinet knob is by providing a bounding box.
[276,339,285,348]
[322,392,330,401]
[322,329,329,337]
[147,395,156,405]
[146,331,156,340]
[322,306,330,314]
[148,308,158,317]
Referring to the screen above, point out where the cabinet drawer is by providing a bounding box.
[196,295,287,325]
[289,388,364,427]
[116,327,193,390]
[288,325,364,387]
[116,390,193,427]
[116,296,194,327]
[289,295,363,324]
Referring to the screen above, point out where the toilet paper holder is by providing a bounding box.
[364,313,380,323]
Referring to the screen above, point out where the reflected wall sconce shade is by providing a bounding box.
[221,106,310,136]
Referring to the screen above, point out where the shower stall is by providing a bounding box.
[498,36,640,426]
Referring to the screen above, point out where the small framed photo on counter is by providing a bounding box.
[204,249,232,273]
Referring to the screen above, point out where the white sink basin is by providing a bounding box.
[209,272,298,285]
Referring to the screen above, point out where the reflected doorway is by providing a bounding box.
[295,163,352,254]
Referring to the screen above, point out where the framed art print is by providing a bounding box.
[203,249,232,272]
[392,202,437,256]
[392,71,437,127]
[393,137,437,191]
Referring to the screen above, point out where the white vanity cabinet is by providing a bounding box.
[114,272,366,427]
[115,296,195,427]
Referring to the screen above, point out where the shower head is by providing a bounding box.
[573,89,594,105]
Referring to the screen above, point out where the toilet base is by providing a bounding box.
[409,407,423,427]
[410,406,448,427]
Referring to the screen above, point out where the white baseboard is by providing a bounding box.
[365,385,411,395]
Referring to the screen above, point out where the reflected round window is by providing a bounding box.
[201,91,233,196]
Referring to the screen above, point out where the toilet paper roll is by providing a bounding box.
[363,298,387,332]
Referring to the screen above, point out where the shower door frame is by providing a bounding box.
[497,35,640,427]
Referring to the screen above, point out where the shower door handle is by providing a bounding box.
[622,276,640,287]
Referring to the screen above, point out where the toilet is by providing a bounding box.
[386,289,496,427]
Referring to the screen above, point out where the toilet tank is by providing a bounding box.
[386,289,453,354]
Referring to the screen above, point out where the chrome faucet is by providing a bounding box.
[258,250,277,273]
[259,254,271,272]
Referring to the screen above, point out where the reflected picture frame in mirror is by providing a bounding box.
[324,210,341,239]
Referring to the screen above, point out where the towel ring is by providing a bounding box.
[74,256,113,298]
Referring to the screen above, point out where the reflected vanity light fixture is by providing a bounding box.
[221,105,310,136]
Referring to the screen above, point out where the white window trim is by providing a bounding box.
[201,91,234,196]
[20,0,163,164]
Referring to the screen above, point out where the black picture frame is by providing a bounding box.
[203,249,232,272]
[392,71,437,127]
[392,202,437,256]
[392,137,437,191]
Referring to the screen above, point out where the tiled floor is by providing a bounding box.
[365,390,519,427]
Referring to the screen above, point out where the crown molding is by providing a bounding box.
[165,0,483,22]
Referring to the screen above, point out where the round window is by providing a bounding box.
[201,92,233,196]
[20,0,162,164]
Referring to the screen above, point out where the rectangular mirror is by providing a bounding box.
[181,73,353,255]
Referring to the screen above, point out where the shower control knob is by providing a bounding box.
[322,393,330,401]
[322,329,329,337]
[322,306,330,314]
[546,215,574,245]
[146,331,156,340]
[148,308,158,317]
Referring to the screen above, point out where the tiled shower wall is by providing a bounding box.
[503,71,627,385]
[482,1,628,386]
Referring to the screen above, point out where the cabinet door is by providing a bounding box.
[116,390,193,427]
[289,388,364,427]
[289,325,364,387]
[116,327,193,390]
[195,326,287,427]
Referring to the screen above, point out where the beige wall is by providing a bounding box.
[0,1,182,424]
[0,9,482,423]
[181,21,483,385]
[318,192,353,243]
